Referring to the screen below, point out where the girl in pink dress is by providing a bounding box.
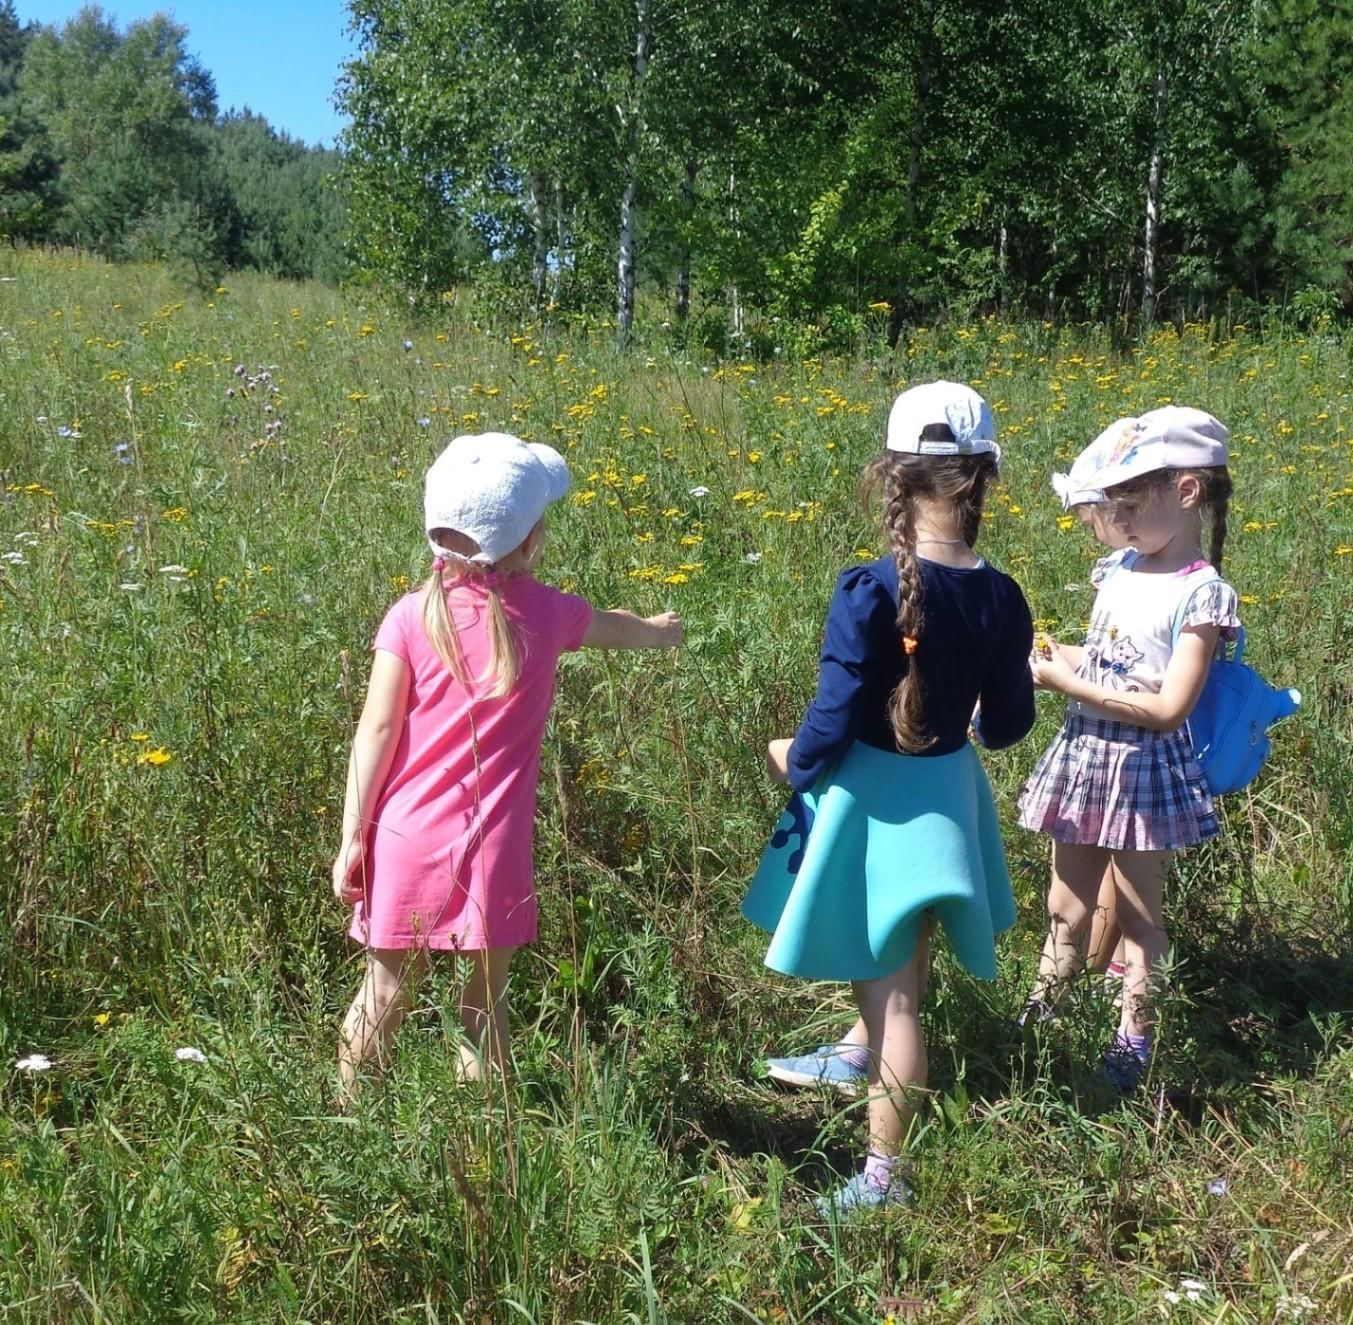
[333,433,682,1094]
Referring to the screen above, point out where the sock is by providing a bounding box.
[836,1043,869,1071]
[1113,1030,1152,1064]
[863,1151,899,1191]
[1106,960,1127,980]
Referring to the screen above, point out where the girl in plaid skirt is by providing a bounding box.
[1017,408,1239,1089]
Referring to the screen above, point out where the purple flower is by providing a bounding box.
[416,416,431,429]
[402,339,414,352]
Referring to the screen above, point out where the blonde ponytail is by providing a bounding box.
[421,562,521,698]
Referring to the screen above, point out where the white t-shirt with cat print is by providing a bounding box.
[1071,549,1240,716]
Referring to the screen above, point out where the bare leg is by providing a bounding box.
[853,927,931,1157]
[1086,863,1123,974]
[839,918,932,1050]
[338,947,428,1096]
[1029,841,1113,1006]
[1111,851,1171,1038]
[455,946,515,1081]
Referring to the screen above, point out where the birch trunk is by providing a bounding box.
[728,164,743,342]
[551,178,567,305]
[1142,66,1167,323]
[616,0,649,349]
[529,172,548,309]
[997,219,1008,311]
[676,158,697,322]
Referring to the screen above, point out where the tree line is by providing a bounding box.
[0,2,345,285]
[339,0,1353,346]
[4,1,1351,346]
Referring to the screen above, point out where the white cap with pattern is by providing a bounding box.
[886,381,1001,462]
[1081,406,1228,495]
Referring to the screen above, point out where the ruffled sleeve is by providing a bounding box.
[1090,547,1134,589]
[1181,578,1241,639]
[787,564,897,791]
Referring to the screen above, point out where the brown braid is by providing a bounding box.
[1197,467,1232,571]
[861,446,998,753]
[889,483,927,750]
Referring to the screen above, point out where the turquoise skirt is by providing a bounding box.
[741,740,1016,982]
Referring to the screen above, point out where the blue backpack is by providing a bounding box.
[1171,586,1300,796]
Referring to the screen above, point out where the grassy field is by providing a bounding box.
[1,248,1351,1324]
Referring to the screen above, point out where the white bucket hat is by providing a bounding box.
[886,381,1001,463]
[424,432,570,564]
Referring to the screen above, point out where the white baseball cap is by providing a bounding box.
[1083,406,1228,494]
[424,432,570,564]
[886,381,1001,462]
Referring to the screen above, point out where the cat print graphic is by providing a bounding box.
[1085,633,1144,691]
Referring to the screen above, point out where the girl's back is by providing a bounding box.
[353,575,591,952]
[791,554,1033,790]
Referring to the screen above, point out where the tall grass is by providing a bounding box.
[1,249,1351,1322]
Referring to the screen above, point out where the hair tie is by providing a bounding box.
[902,636,919,655]
[433,555,448,572]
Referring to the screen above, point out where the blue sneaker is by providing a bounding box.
[765,1045,866,1095]
[1103,1035,1149,1093]
[814,1171,914,1218]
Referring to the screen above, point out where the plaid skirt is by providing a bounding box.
[1017,713,1219,852]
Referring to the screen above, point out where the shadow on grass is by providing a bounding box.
[668,1073,862,1185]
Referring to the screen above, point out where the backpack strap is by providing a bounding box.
[1171,573,1243,664]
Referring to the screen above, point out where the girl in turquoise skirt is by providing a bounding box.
[743,381,1036,1214]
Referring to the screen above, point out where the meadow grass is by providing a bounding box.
[1,248,1351,1323]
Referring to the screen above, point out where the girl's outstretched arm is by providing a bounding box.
[1032,626,1219,731]
[582,609,683,650]
[333,648,411,904]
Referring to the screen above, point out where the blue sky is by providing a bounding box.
[16,1,354,148]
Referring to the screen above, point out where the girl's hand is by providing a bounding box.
[1030,640,1077,692]
[646,611,683,647]
[332,837,366,905]
[766,737,793,783]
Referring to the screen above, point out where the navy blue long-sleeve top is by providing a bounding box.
[788,555,1036,791]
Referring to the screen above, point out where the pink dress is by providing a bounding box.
[349,575,592,951]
